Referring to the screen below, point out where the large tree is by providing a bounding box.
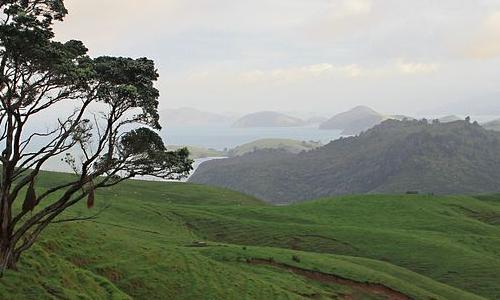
[0,1,193,272]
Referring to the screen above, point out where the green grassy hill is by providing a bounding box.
[1,172,498,299]
[227,139,322,157]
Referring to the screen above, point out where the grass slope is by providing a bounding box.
[0,172,496,299]
[176,194,500,299]
[227,139,322,157]
[167,145,225,159]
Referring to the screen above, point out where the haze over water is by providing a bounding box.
[162,125,342,150]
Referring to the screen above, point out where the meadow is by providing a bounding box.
[1,171,499,299]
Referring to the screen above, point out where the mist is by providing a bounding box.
[53,0,500,117]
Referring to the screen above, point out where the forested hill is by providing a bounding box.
[190,119,500,203]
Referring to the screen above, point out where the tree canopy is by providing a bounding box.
[0,0,193,272]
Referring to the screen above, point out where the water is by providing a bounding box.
[158,125,344,183]
[161,124,342,150]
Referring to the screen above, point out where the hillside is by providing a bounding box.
[319,106,385,135]
[439,115,462,123]
[1,171,497,299]
[190,119,500,203]
[177,193,500,299]
[1,171,498,299]
[227,139,322,157]
[483,119,500,131]
[167,145,225,159]
[232,111,306,128]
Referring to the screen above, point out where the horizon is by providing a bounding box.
[162,105,500,123]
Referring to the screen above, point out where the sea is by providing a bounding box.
[161,124,342,150]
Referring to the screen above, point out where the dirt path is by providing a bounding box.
[248,258,412,300]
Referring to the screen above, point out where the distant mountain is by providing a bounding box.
[319,106,385,135]
[482,119,500,131]
[439,115,462,123]
[227,139,322,157]
[160,107,234,126]
[232,111,306,128]
[190,119,500,203]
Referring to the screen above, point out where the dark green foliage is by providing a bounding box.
[93,56,161,129]
[118,128,193,179]
[121,128,166,155]
[191,119,500,203]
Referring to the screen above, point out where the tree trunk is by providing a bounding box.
[1,181,16,274]
[0,241,17,275]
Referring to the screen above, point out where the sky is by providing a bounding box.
[54,0,500,116]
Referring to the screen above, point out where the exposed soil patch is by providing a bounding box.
[247,258,411,300]
[97,267,123,282]
[69,256,94,267]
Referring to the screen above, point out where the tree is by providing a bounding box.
[0,1,193,273]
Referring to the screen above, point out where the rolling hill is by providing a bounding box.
[232,111,306,128]
[190,119,500,203]
[1,171,498,299]
[227,139,322,157]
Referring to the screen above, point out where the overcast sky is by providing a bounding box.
[54,0,500,116]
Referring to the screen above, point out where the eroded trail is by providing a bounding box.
[248,258,412,300]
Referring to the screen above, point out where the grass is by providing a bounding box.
[177,195,500,298]
[167,145,225,159]
[1,171,498,299]
[227,139,322,156]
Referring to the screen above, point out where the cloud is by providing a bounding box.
[236,63,367,84]
[183,59,440,88]
[465,10,500,59]
[339,0,373,16]
[54,0,183,52]
[305,0,375,39]
[397,61,440,74]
